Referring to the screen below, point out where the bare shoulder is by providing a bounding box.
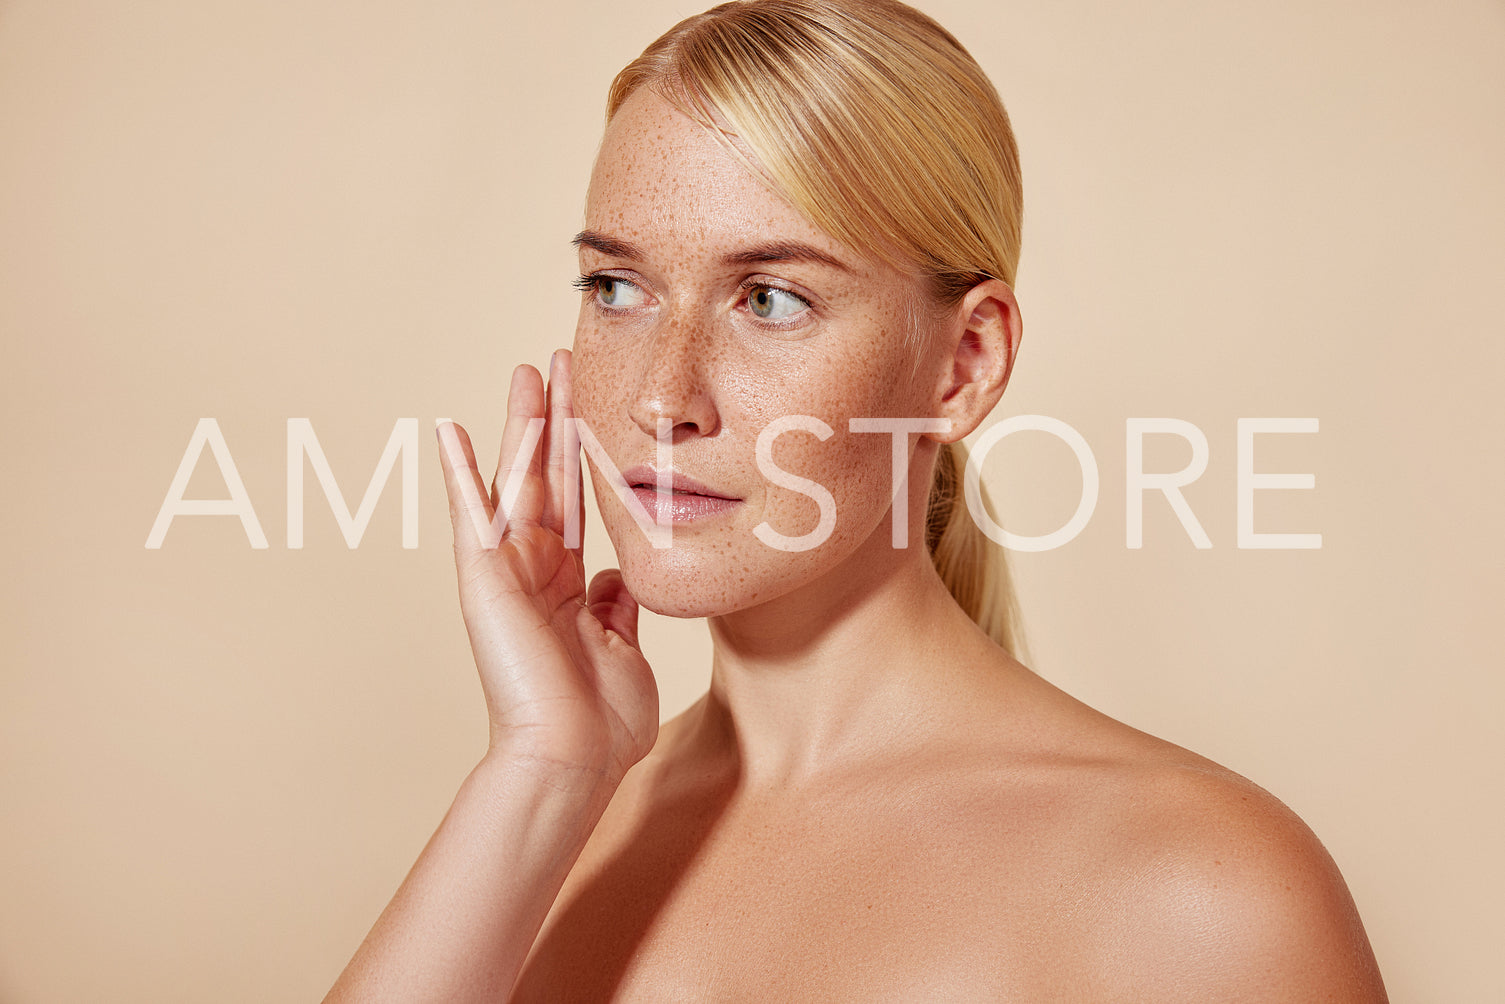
[1088,752,1386,1000]
[912,656,1388,999]
[1006,695,1390,1002]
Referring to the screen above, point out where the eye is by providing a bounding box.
[598,276,648,308]
[573,273,649,309]
[744,284,810,322]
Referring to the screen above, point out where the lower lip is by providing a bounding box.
[629,486,741,523]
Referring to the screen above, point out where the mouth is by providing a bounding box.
[619,465,739,500]
[619,465,742,523]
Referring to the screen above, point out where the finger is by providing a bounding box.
[435,419,499,558]
[489,364,547,531]
[567,352,587,553]
[541,349,581,540]
[586,568,641,650]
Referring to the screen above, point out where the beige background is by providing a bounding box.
[2,0,1501,1000]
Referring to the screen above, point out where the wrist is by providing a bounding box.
[472,742,624,804]
[452,750,622,877]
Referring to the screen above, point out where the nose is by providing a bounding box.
[628,314,719,442]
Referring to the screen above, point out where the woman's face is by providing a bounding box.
[572,87,949,618]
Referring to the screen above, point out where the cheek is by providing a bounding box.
[752,391,903,541]
[570,329,619,430]
[756,344,934,536]
[752,409,904,543]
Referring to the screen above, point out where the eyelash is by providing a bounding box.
[571,272,812,325]
[570,272,607,294]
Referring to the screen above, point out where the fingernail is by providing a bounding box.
[549,350,559,372]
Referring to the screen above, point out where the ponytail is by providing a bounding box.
[926,441,1026,659]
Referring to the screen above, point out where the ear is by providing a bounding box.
[930,278,1022,444]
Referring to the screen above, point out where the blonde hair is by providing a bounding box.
[605,0,1026,658]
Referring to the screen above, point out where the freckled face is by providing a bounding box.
[571,87,944,618]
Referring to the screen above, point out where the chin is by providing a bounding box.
[612,526,879,621]
[597,492,895,621]
[614,544,763,619]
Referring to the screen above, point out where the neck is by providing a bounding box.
[686,534,1009,792]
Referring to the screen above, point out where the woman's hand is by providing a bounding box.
[436,349,658,787]
[324,353,652,1002]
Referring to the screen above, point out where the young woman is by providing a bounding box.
[328,1,1388,999]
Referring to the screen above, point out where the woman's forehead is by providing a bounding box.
[583,89,849,265]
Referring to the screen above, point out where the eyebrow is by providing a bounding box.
[571,229,644,260]
[721,240,853,273]
[572,229,853,274]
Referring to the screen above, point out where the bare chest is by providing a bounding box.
[511,786,1114,1001]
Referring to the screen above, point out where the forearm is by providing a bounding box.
[324,751,617,1003]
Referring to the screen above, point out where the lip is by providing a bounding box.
[618,464,742,524]
[619,465,740,501]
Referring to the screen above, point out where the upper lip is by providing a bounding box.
[620,465,739,500]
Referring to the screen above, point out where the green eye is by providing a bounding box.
[747,285,808,321]
[579,275,646,309]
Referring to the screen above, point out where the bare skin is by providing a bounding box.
[327,86,1387,1001]
[516,666,1385,1000]
[520,88,1385,1000]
